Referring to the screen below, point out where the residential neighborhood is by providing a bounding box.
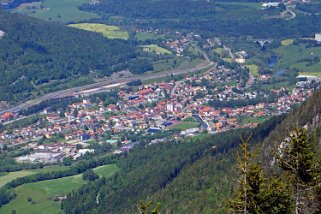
[0,64,318,163]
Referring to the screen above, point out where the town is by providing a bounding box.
[0,63,318,164]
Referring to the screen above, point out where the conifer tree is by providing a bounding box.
[228,134,292,214]
[136,201,160,214]
[277,128,314,214]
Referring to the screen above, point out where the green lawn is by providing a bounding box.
[245,64,259,77]
[141,44,172,55]
[0,165,69,188]
[12,0,99,23]
[0,164,118,214]
[169,122,199,131]
[68,23,128,39]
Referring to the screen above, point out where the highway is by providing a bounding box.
[1,61,215,115]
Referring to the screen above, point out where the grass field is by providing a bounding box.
[141,44,172,54]
[136,32,164,41]
[245,64,259,77]
[273,44,321,71]
[93,164,119,178]
[281,39,294,46]
[68,23,128,39]
[0,165,69,188]
[12,0,99,23]
[0,164,118,214]
[169,122,199,131]
[0,174,86,214]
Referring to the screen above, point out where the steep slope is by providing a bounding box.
[150,88,321,213]
[0,10,136,102]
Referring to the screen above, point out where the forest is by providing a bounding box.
[79,0,321,39]
[0,10,156,102]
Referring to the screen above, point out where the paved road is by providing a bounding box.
[1,61,215,115]
[171,81,182,96]
[281,6,296,20]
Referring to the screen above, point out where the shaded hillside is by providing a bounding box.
[0,11,136,102]
[259,88,321,169]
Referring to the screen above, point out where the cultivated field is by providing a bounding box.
[68,23,129,39]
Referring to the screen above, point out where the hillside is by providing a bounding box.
[79,0,321,39]
[0,10,137,102]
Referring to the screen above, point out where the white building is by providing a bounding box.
[166,102,174,112]
[315,33,321,43]
[262,2,279,8]
[0,30,5,38]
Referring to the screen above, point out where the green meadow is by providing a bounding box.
[0,165,69,188]
[0,164,119,214]
[12,0,99,23]
[273,44,321,74]
[69,23,129,39]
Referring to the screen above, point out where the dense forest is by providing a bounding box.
[79,0,321,39]
[0,10,155,102]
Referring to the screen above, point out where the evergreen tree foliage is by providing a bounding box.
[136,201,160,214]
[277,128,315,214]
[228,134,292,214]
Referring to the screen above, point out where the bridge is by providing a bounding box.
[254,39,272,49]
